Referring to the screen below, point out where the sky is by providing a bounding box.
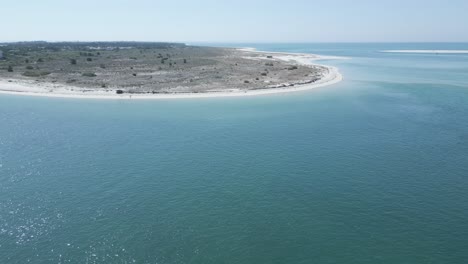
[1,0,468,43]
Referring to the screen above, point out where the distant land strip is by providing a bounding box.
[381,50,468,54]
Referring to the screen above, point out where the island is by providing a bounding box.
[0,42,342,99]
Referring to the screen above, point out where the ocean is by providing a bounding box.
[1,43,468,263]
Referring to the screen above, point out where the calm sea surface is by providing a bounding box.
[1,43,468,263]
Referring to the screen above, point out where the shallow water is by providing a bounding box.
[1,43,468,263]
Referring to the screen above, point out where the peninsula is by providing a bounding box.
[0,42,342,99]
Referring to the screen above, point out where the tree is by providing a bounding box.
[87,58,92,62]
[7,65,13,72]
[70,59,77,65]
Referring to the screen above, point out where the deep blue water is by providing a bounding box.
[1,43,468,264]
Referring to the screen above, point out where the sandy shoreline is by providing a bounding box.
[382,50,468,54]
[0,48,344,100]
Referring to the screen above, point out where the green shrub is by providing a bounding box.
[26,65,34,70]
[82,72,97,77]
[87,58,92,62]
[7,66,13,72]
[70,59,77,65]
[22,71,51,77]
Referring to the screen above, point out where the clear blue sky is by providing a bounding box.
[2,0,468,42]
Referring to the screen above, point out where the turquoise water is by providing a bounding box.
[1,43,468,264]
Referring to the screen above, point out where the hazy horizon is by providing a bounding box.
[1,41,468,44]
[2,0,468,43]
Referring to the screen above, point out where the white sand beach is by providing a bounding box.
[0,49,344,100]
[382,50,468,54]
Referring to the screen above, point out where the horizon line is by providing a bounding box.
[1,40,468,44]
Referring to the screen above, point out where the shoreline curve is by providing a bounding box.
[0,48,344,100]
